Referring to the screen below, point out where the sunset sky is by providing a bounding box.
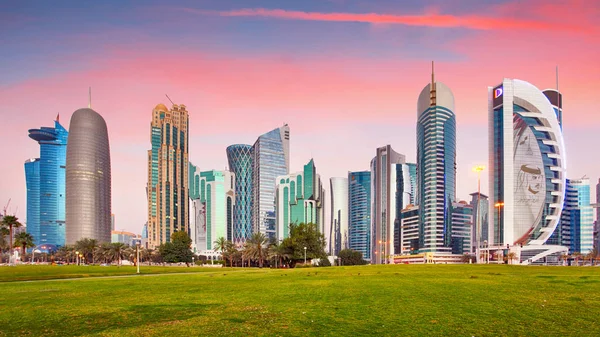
[1,0,599,235]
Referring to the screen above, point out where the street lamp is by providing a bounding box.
[75,251,79,265]
[304,246,307,265]
[473,165,485,263]
[495,202,504,247]
[136,242,140,274]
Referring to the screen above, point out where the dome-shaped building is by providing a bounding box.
[65,108,111,244]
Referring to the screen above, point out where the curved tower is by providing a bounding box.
[226,144,253,244]
[329,177,348,256]
[488,79,566,247]
[416,64,456,253]
[66,108,111,244]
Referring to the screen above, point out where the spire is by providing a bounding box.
[56,113,60,122]
[88,87,92,109]
[430,61,437,107]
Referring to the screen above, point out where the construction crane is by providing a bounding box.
[3,198,10,216]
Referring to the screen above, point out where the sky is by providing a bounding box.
[1,0,599,235]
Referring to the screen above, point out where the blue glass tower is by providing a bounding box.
[417,64,456,253]
[226,144,253,244]
[252,125,290,240]
[560,179,594,254]
[348,171,371,261]
[25,117,68,247]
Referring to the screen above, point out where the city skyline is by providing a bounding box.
[1,1,599,235]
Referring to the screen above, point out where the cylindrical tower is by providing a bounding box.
[226,144,253,244]
[66,108,111,244]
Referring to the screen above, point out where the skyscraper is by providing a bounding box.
[417,64,456,253]
[329,177,348,256]
[188,165,235,252]
[252,125,290,240]
[596,179,600,251]
[147,103,189,248]
[370,145,410,264]
[348,171,371,261]
[559,178,594,254]
[469,192,489,253]
[226,144,253,244]
[65,108,111,244]
[25,116,68,247]
[275,159,325,241]
[488,79,566,258]
[449,201,473,255]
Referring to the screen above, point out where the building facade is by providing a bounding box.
[189,165,235,252]
[559,178,594,254]
[370,145,408,264]
[111,230,136,245]
[329,177,348,256]
[488,79,566,249]
[417,67,457,253]
[348,171,371,261]
[66,108,111,244]
[275,159,325,241]
[399,205,420,255]
[469,192,489,254]
[450,202,473,255]
[147,103,189,248]
[25,117,68,247]
[226,144,253,244]
[252,125,290,240]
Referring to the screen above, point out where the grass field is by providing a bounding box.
[0,265,599,336]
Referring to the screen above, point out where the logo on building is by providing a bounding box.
[494,87,503,99]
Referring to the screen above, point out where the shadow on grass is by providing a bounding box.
[24,303,214,336]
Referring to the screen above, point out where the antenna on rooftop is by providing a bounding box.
[88,87,92,109]
[166,94,175,106]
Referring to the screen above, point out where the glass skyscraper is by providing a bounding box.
[275,159,325,241]
[189,164,235,251]
[66,108,112,244]
[488,79,566,248]
[348,171,371,261]
[147,103,189,248]
[559,178,594,254]
[252,125,290,240]
[417,66,456,253]
[370,145,407,264]
[329,177,348,256]
[25,117,68,247]
[226,144,253,244]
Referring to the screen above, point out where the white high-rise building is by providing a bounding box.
[329,177,348,256]
[488,78,567,264]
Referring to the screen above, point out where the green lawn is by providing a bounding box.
[0,265,598,336]
[0,265,217,282]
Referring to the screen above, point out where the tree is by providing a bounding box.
[214,237,228,261]
[1,215,22,262]
[588,249,599,266]
[224,241,237,267]
[506,252,518,265]
[110,243,126,266]
[0,227,9,262]
[14,232,35,259]
[245,232,269,268]
[338,249,368,266]
[268,241,291,268]
[572,252,582,266]
[159,231,193,266]
[75,238,99,263]
[280,223,327,267]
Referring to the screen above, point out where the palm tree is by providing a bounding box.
[588,249,599,266]
[110,243,126,266]
[75,238,99,264]
[506,252,518,265]
[95,243,111,264]
[0,227,9,262]
[246,232,269,268]
[224,241,237,267]
[213,237,227,261]
[14,232,35,260]
[572,252,582,266]
[1,215,22,262]
[268,241,290,268]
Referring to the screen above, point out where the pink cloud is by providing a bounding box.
[181,6,589,34]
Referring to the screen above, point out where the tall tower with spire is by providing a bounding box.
[416,62,457,253]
